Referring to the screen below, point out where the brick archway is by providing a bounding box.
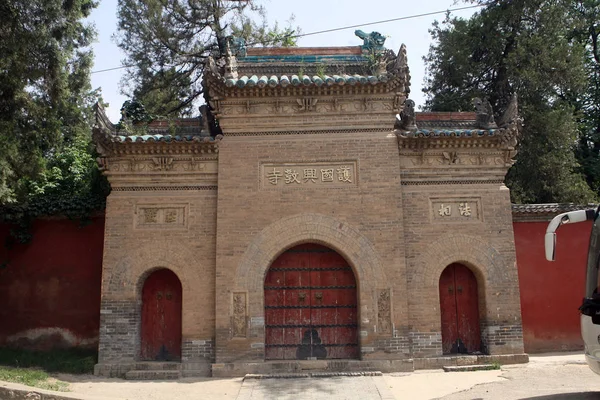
[412,234,507,289]
[408,233,521,355]
[235,213,385,292]
[107,240,202,298]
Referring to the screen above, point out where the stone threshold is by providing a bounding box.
[443,365,499,372]
[413,353,529,370]
[244,371,383,379]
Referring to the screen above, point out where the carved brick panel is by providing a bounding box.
[134,204,189,229]
[232,292,247,338]
[377,289,392,335]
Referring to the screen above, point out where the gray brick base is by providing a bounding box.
[182,339,215,362]
[483,324,524,354]
[98,299,138,362]
[409,332,443,358]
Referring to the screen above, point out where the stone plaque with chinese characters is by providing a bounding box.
[260,161,358,189]
[134,204,189,229]
[430,198,482,222]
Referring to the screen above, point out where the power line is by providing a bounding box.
[91,4,483,75]
[282,4,483,41]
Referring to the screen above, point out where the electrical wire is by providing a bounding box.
[91,4,484,74]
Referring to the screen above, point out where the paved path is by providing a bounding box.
[236,376,394,400]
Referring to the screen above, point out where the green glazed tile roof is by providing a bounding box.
[225,73,390,89]
[111,134,218,143]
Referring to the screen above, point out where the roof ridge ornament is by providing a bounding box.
[498,93,520,128]
[473,97,497,129]
[228,36,247,58]
[354,30,386,52]
[394,99,417,135]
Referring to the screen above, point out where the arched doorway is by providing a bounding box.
[264,243,359,360]
[140,269,182,361]
[439,263,481,354]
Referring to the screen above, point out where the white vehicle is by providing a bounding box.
[545,207,600,375]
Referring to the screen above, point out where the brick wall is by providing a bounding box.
[214,132,407,362]
[96,189,217,375]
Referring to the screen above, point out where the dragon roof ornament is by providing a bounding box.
[354,30,387,52]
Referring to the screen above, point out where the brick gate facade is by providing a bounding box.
[93,33,527,377]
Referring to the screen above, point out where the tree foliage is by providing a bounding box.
[0,0,108,231]
[423,0,598,203]
[115,0,298,117]
[572,1,600,195]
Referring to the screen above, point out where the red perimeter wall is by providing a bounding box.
[0,215,592,353]
[514,220,592,353]
[0,218,104,350]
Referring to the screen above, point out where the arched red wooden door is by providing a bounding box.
[141,269,182,361]
[439,263,481,354]
[264,244,358,360]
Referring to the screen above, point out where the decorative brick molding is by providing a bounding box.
[411,233,507,288]
[234,213,385,292]
[106,241,201,297]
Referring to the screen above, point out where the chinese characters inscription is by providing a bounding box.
[432,199,481,222]
[261,162,357,189]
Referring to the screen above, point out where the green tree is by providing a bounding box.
[0,0,97,203]
[423,0,597,203]
[115,0,298,117]
[0,0,108,229]
[572,1,600,195]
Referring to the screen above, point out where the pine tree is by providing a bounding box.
[423,0,597,203]
[115,0,297,117]
[0,0,101,207]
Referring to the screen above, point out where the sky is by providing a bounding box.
[88,0,479,122]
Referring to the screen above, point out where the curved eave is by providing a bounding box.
[93,126,222,157]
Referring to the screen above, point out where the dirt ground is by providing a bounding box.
[2,352,596,400]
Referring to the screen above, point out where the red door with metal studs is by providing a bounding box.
[264,244,359,360]
[141,269,182,361]
[439,263,481,354]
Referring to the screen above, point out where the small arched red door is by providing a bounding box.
[141,269,182,361]
[439,263,481,354]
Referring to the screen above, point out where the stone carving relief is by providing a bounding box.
[106,157,216,174]
[377,289,392,334]
[152,157,173,171]
[401,152,510,168]
[217,98,395,117]
[232,292,247,338]
[297,98,318,112]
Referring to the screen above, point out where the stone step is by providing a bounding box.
[443,364,500,372]
[244,371,383,380]
[133,362,181,371]
[125,370,181,380]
